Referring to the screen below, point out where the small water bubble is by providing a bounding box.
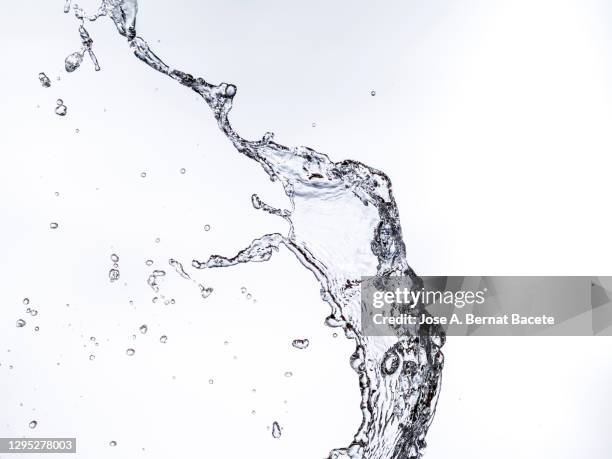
[38,73,51,88]
[16,319,26,328]
[89,355,95,361]
[109,441,117,447]
[241,287,247,294]
[23,298,29,305]
[34,326,40,332]
[140,172,147,178]
[155,238,160,243]
[371,90,376,96]
[159,335,167,343]
[55,104,67,116]
[126,348,135,356]
[284,371,293,378]
[246,293,252,300]
[332,333,338,338]
[30,309,38,316]
[145,259,154,266]
[50,222,59,229]
[108,269,120,283]
[75,128,80,134]
[180,168,186,174]
[65,52,84,73]
[55,191,60,197]
[110,253,119,263]
[312,122,317,128]
[271,421,282,439]
[139,325,148,334]
[291,339,310,350]
[208,379,214,385]
[29,420,37,429]
[204,225,211,232]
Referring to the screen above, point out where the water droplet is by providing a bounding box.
[108,268,120,283]
[241,287,247,294]
[208,379,214,384]
[34,326,40,332]
[89,355,95,361]
[50,222,59,229]
[140,172,147,178]
[155,238,160,243]
[75,128,80,134]
[29,420,37,429]
[312,122,317,128]
[65,52,84,73]
[16,319,26,328]
[109,441,117,447]
[246,294,252,300]
[38,73,51,88]
[55,100,67,117]
[145,259,154,266]
[139,325,148,334]
[180,168,186,174]
[126,348,135,356]
[291,339,310,350]
[272,421,282,439]
[332,333,338,338]
[30,310,38,316]
[371,90,376,96]
[159,335,167,343]
[90,336,96,342]
[204,225,211,232]
[284,371,293,378]
[110,253,119,263]
[23,298,30,305]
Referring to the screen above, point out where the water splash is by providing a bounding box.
[38,72,51,88]
[60,2,444,458]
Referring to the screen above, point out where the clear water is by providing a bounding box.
[60,2,445,458]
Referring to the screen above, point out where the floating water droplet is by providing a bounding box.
[126,348,135,356]
[284,371,293,378]
[155,237,160,243]
[291,339,310,349]
[159,335,167,343]
[16,319,26,328]
[29,420,37,429]
[145,259,153,266]
[23,298,30,305]
[332,333,338,338]
[89,354,95,361]
[75,128,80,134]
[65,52,84,73]
[108,268,120,283]
[208,379,214,384]
[272,421,282,439]
[371,90,376,96]
[90,336,96,342]
[180,168,186,174]
[139,325,148,334]
[246,293,252,300]
[109,441,117,447]
[110,253,119,263]
[312,122,317,128]
[34,326,40,332]
[30,309,38,316]
[38,72,51,88]
[199,284,213,299]
[204,224,211,232]
[50,222,59,229]
[140,172,147,178]
[241,287,247,294]
[55,103,67,117]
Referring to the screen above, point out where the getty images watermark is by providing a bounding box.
[361,276,612,336]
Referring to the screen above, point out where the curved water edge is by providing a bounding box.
[60,2,445,457]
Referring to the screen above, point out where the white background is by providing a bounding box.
[1,1,611,458]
